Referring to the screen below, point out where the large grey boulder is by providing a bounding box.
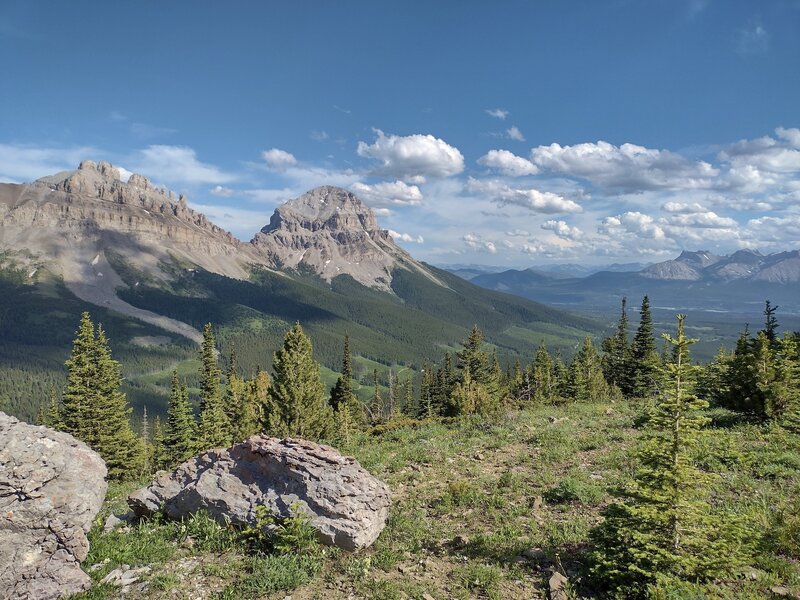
[0,412,108,600]
[128,436,391,550]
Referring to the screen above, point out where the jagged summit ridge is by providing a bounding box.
[0,160,258,341]
[252,185,439,290]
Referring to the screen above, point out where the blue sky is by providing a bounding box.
[1,0,799,266]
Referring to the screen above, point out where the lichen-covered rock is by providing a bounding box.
[0,411,108,600]
[128,436,391,550]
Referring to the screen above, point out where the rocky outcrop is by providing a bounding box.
[251,186,441,291]
[128,436,391,550]
[0,412,108,600]
[0,160,262,341]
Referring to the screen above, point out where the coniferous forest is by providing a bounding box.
[21,294,799,598]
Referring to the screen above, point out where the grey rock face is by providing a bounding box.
[251,186,440,291]
[0,412,108,600]
[128,436,391,550]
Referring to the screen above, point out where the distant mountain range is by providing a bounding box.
[468,249,800,315]
[0,161,598,420]
[441,262,648,280]
[641,249,800,284]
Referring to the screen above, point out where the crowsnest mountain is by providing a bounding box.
[251,186,443,291]
[0,162,597,421]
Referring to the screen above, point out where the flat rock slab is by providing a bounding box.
[128,436,391,550]
[0,411,108,600]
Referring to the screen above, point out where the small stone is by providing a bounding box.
[473,452,485,460]
[422,594,436,600]
[182,536,195,549]
[548,416,558,423]
[549,571,569,600]
[532,495,543,512]
[453,534,470,546]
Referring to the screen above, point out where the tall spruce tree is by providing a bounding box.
[759,334,800,428]
[164,371,197,464]
[762,300,779,344]
[62,313,144,479]
[569,337,611,403]
[456,325,501,403]
[329,334,354,412]
[630,295,660,398]
[197,323,233,449]
[265,323,333,439]
[602,297,632,396]
[62,312,96,442]
[532,343,555,403]
[448,366,495,417]
[590,315,744,594]
[725,327,766,416]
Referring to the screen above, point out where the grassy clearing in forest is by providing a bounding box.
[73,401,800,599]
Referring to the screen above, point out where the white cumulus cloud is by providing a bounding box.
[262,148,298,171]
[467,178,582,214]
[599,211,666,240]
[388,229,424,244]
[463,232,497,253]
[506,126,525,141]
[477,149,538,176]
[541,220,583,240]
[531,140,718,193]
[357,129,464,181]
[350,180,423,207]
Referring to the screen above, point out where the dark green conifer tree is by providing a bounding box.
[532,343,555,403]
[761,300,779,344]
[265,323,333,439]
[329,334,354,412]
[758,334,800,428]
[602,297,632,395]
[630,295,661,398]
[61,312,96,441]
[569,337,611,403]
[164,371,197,464]
[590,315,745,594]
[695,346,733,406]
[197,323,233,449]
[62,314,144,479]
[456,325,500,402]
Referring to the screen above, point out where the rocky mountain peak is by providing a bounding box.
[252,186,439,291]
[263,186,379,236]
